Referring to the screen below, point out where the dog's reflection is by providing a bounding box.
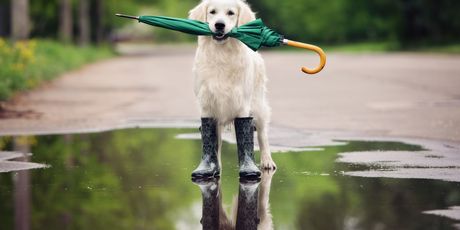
[193,171,275,230]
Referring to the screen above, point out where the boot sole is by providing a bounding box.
[191,171,220,179]
[239,171,261,178]
[191,176,219,184]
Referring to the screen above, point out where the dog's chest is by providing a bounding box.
[196,70,249,99]
[194,63,254,116]
[194,54,253,96]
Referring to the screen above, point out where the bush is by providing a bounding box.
[0,38,114,101]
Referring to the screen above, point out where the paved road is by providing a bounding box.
[1,45,460,143]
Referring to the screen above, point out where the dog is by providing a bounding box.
[189,0,276,174]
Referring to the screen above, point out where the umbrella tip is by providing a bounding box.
[115,14,139,20]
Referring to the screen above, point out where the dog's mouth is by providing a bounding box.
[212,32,229,41]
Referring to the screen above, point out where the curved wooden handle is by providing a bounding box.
[284,39,326,74]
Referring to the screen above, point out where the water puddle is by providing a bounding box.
[0,128,459,229]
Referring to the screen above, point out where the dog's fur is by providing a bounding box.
[189,0,276,169]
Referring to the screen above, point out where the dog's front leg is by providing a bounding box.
[255,122,276,170]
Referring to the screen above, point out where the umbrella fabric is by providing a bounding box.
[137,16,283,51]
[139,16,213,36]
[228,19,283,51]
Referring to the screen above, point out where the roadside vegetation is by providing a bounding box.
[322,42,460,54]
[0,38,113,100]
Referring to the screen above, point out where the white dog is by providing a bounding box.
[189,0,276,178]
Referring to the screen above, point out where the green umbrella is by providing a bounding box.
[116,14,325,74]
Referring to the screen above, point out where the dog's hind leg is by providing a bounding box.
[217,123,224,172]
[254,112,276,170]
[258,170,275,229]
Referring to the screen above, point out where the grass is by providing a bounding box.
[0,39,115,101]
[326,42,460,54]
[272,41,460,54]
[268,41,398,53]
[415,43,460,54]
[323,41,400,53]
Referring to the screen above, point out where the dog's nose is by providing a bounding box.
[215,22,225,31]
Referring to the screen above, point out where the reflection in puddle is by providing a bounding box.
[0,128,459,229]
[194,171,274,230]
[424,206,460,225]
[0,137,49,173]
[337,141,460,182]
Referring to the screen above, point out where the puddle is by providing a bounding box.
[0,128,459,229]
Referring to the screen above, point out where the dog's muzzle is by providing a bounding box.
[212,31,228,41]
[212,22,228,41]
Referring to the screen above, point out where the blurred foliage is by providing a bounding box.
[0,129,459,229]
[16,0,198,43]
[250,0,460,47]
[0,38,36,99]
[0,38,113,100]
[1,0,459,46]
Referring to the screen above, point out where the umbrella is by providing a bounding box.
[116,14,326,74]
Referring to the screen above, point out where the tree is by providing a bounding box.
[78,0,90,46]
[11,0,30,40]
[59,0,73,43]
[95,0,104,43]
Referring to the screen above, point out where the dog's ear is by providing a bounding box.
[237,0,256,26]
[189,0,208,22]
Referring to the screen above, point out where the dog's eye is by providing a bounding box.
[209,9,216,15]
[227,10,235,16]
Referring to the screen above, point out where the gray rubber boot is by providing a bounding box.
[234,117,261,178]
[191,118,220,178]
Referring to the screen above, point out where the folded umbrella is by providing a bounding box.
[116,14,326,74]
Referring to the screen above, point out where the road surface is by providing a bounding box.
[1,45,459,143]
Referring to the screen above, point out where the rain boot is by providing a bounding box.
[234,117,261,178]
[191,117,220,178]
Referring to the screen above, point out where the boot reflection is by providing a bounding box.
[236,178,261,230]
[193,170,275,230]
[193,177,231,230]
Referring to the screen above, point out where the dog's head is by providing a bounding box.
[189,0,255,43]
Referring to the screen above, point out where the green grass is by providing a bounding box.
[272,41,460,54]
[326,42,460,53]
[0,39,115,101]
[268,41,398,53]
[323,41,400,53]
[415,43,460,54]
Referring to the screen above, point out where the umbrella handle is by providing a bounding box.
[283,39,326,74]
